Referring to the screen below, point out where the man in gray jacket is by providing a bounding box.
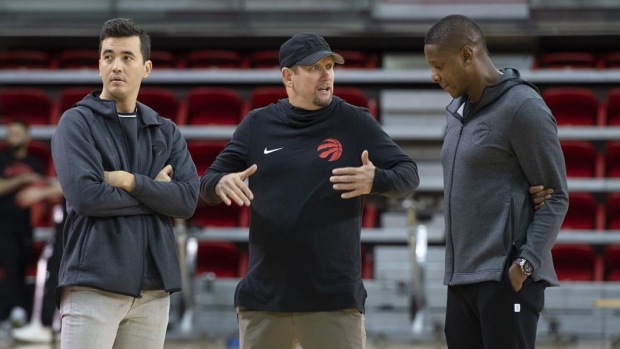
[51,18,199,348]
[424,15,569,349]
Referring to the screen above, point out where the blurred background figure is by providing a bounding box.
[12,181,64,344]
[0,120,45,328]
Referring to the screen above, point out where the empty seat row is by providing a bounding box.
[543,87,620,126]
[0,86,377,126]
[194,242,375,279]
[6,85,620,127]
[535,51,620,70]
[0,49,379,70]
[561,141,620,178]
[6,49,620,71]
[562,192,620,231]
[13,240,620,282]
[553,244,620,282]
[195,242,620,281]
[5,139,620,226]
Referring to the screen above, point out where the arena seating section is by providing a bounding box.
[0,44,620,342]
[1,48,620,294]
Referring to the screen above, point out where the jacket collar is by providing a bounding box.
[87,91,161,126]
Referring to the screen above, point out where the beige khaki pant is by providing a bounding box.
[237,307,366,349]
[59,286,170,349]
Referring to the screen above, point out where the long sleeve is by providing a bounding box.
[510,97,569,270]
[359,112,419,199]
[130,125,199,219]
[200,115,252,205]
[52,109,154,217]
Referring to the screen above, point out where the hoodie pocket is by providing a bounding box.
[504,198,515,253]
[77,220,94,267]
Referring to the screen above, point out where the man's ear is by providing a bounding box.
[282,67,294,87]
[143,60,153,78]
[461,46,474,64]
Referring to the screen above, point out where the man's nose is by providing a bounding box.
[112,58,122,71]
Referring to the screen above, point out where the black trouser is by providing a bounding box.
[444,264,546,349]
[0,223,32,321]
[41,214,64,326]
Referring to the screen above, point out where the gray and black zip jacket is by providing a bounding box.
[442,68,568,287]
[51,91,199,298]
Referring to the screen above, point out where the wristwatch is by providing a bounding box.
[513,258,533,276]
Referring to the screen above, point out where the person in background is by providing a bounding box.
[0,120,45,328]
[12,181,64,343]
[424,14,568,349]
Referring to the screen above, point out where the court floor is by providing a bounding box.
[2,338,616,349]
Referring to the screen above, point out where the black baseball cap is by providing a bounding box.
[279,32,345,69]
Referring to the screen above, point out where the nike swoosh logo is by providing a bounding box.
[264,147,283,154]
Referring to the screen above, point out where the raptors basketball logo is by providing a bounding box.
[317,138,342,162]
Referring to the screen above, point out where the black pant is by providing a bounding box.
[0,223,32,321]
[40,215,63,326]
[444,265,545,349]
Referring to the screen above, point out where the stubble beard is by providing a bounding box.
[313,93,332,108]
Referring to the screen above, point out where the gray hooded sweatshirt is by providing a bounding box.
[442,68,568,287]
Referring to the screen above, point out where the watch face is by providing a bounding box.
[520,259,533,274]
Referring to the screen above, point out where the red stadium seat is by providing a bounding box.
[185,50,246,69]
[191,199,243,229]
[606,88,620,126]
[138,87,187,125]
[196,242,239,277]
[186,87,243,125]
[0,88,53,125]
[560,141,602,178]
[608,194,620,230]
[561,193,601,230]
[607,142,620,178]
[537,52,600,69]
[604,52,620,69]
[250,86,287,110]
[605,245,620,281]
[336,50,379,69]
[542,88,601,126]
[187,140,227,176]
[249,50,280,69]
[335,87,378,119]
[362,201,378,228]
[187,140,248,229]
[361,246,374,279]
[149,50,178,69]
[552,244,603,281]
[56,49,99,69]
[50,87,94,124]
[0,50,51,69]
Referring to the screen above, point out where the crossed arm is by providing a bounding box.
[105,164,174,191]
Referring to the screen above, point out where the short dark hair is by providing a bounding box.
[99,18,151,62]
[7,119,30,131]
[424,15,487,54]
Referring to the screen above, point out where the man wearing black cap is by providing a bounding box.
[200,32,419,349]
